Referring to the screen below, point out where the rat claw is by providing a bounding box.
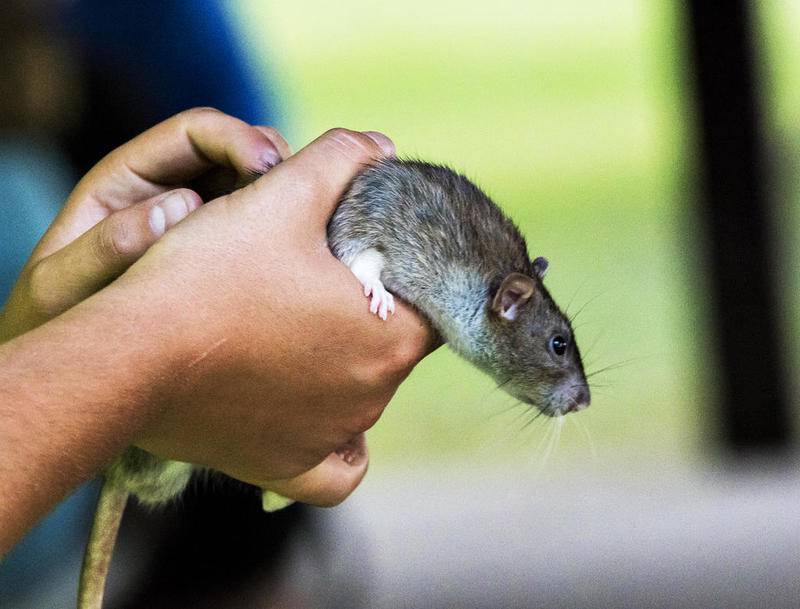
[379,299,388,320]
[364,284,372,297]
[370,293,380,314]
[388,294,396,314]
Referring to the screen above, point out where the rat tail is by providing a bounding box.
[77,478,129,609]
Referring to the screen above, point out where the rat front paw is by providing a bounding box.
[346,248,394,320]
[364,282,396,320]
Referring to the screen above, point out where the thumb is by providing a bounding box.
[28,189,201,319]
[243,128,395,227]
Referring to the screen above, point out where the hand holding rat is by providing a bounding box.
[118,126,434,487]
[0,112,434,553]
[0,108,354,504]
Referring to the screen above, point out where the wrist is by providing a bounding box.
[0,284,178,552]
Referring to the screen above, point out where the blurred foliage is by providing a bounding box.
[231,0,709,468]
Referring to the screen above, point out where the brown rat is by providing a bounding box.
[78,158,589,609]
[330,159,590,414]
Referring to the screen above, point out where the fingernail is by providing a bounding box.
[363,131,396,157]
[260,146,282,170]
[159,191,191,228]
[148,205,166,237]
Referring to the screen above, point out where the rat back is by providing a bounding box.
[329,159,589,414]
[329,159,534,306]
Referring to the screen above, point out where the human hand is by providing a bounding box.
[0,108,380,506]
[92,127,435,497]
[0,118,435,550]
[0,110,434,507]
[0,107,289,341]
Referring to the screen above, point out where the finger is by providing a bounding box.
[77,109,286,211]
[29,189,200,318]
[253,125,292,160]
[213,127,291,196]
[261,433,369,507]
[36,111,289,262]
[117,108,287,180]
[244,128,395,225]
[219,125,293,195]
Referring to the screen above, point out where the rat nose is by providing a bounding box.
[568,385,591,413]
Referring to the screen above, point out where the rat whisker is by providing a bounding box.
[585,357,642,379]
[490,399,526,420]
[529,414,555,464]
[568,290,609,325]
[514,403,544,433]
[555,415,565,449]
[481,378,511,401]
[570,321,594,332]
[519,409,543,432]
[500,404,536,443]
[496,376,513,390]
[568,413,598,461]
[511,408,546,455]
[566,382,590,391]
[538,416,564,473]
[580,327,609,362]
[487,377,515,399]
[563,276,592,318]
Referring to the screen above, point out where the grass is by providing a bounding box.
[231,0,710,469]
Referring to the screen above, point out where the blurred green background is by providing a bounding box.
[233,0,702,468]
[760,1,800,438]
[231,0,797,470]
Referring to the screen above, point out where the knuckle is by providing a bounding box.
[181,106,222,119]
[177,107,227,133]
[324,126,356,140]
[349,342,420,393]
[256,125,284,144]
[356,401,386,432]
[322,128,380,160]
[388,337,424,375]
[98,214,137,260]
[375,340,423,384]
[263,126,291,156]
[349,361,384,392]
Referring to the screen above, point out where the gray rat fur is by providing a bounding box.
[78,158,589,609]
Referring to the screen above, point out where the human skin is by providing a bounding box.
[0,109,434,554]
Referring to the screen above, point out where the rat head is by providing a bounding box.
[485,257,590,417]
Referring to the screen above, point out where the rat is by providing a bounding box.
[77,158,590,609]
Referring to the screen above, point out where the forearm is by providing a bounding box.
[0,288,173,554]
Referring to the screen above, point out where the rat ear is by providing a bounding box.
[491,273,536,321]
[533,257,549,279]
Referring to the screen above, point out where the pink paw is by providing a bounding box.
[364,282,396,320]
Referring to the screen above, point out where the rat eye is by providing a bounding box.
[550,335,568,356]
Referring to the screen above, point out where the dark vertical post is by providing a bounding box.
[685,1,792,451]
